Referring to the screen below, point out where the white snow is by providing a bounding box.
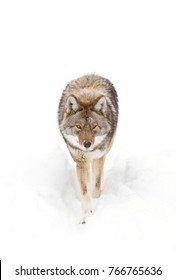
[0,150,176,279]
[0,0,176,279]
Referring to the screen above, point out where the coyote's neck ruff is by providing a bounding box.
[58,74,118,223]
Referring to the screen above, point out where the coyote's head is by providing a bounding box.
[60,95,111,151]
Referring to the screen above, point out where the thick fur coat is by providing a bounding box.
[58,74,118,223]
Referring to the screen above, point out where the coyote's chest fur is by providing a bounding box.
[58,74,118,223]
[69,145,106,162]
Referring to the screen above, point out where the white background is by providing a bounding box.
[0,0,176,279]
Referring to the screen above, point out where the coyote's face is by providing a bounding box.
[61,95,111,151]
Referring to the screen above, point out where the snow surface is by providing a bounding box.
[0,0,176,279]
[0,150,176,279]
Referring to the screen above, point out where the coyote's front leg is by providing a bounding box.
[76,161,91,223]
[92,156,105,198]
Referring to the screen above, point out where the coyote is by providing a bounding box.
[58,74,118,223]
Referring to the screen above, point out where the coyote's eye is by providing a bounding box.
[75,124,82,130]
[92,125,97,130]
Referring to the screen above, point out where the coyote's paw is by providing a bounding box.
[79,217,86,224]
[79,210,92,224]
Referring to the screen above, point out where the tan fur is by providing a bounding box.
[92,156,105,198]
[76,161,91,223]
[72,152,106,223]
[58,74,118,223]
[78,125,95,146]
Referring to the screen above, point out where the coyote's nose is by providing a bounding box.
[83,141,91,148]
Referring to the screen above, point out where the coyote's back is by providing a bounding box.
[58,74,118,223]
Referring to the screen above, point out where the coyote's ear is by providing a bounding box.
[66,95,79,113]
[94,96,107,115]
